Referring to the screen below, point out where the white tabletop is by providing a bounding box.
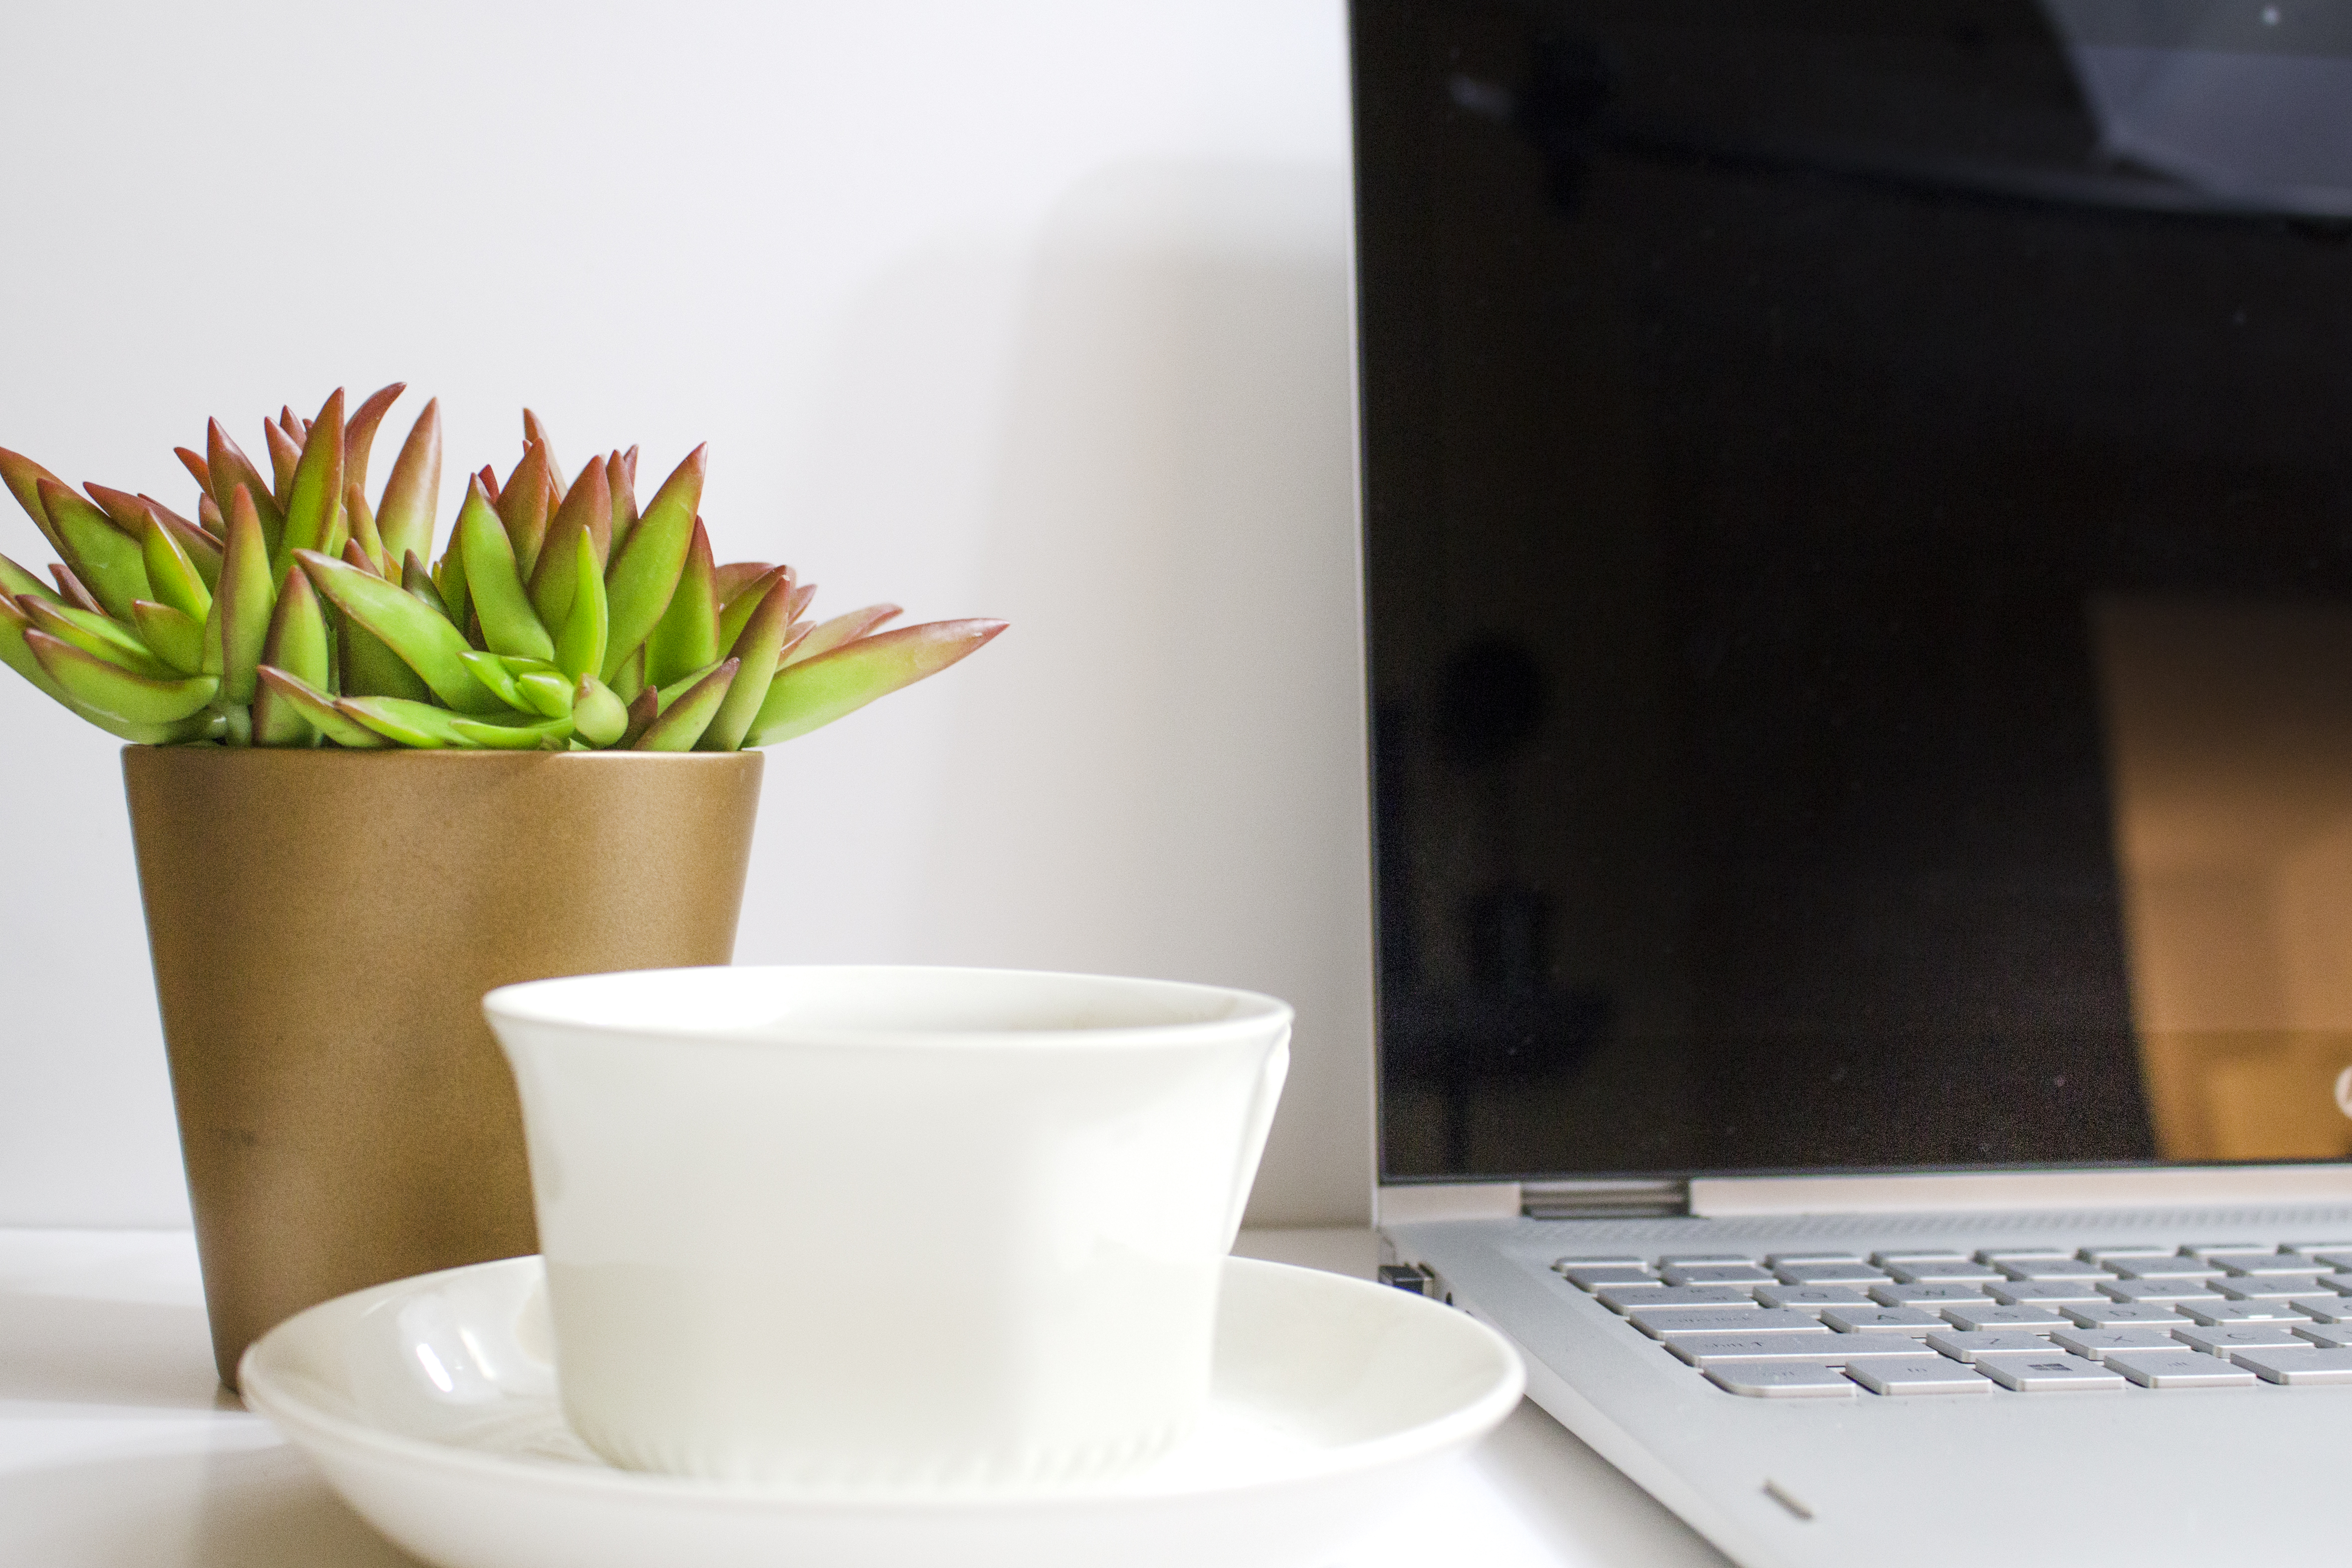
[0,1227,1728,1567]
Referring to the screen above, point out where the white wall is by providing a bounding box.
[0,1,1372,1227]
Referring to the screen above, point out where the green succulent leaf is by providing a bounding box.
[142,498,224,592]
[702,568,793,752]
[400,550,454,623]
[377,399,442,570]
[714,565,782,655]
[255,665,392,747]
[553,525,608,683]
[450,712,575,749]
[645,519,718,688]
[531,453,610,634]
[0,446,70,557]
[263,419,300,507]
[344,382,405,499]
[499,441,551,579]
[601,444,704,682]
[459,480,554,662]
[20,595,176,677]
[35,479,152,622]
[607,447,639,560]
[572,674,627,747]
[279,388,346,570]
[0,550,60,605]
[130,600,208,675]
[140,512,212,621]
[634,657,736,751]
[335,694,471,748]
[208,420,285,555]
[345,480,388,574]
[215,487,276,708]
[513,669,574,718]
[618,683,658,748]
[296,548,506,714]
[263,565,332,687]
[781,603,902,670]
[25,628,219,724]
[747,619,1008,746]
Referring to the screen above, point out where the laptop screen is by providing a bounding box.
[1354,0,2352,1181]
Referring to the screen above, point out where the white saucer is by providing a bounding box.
[240,1254,1523,1568]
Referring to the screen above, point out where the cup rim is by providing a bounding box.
[482,964,1294,1051]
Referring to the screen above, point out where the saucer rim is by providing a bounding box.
[240,1253,1526,1516]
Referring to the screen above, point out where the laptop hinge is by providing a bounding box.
[1520,1178,1692,1220]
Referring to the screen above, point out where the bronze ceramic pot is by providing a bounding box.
[122,745,763,1387]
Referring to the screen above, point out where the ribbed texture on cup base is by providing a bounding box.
[573,1413,1196,1495]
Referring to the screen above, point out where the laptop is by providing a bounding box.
[1349,2,2352,1561]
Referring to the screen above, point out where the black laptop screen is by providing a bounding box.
[1354,0,2352,1180]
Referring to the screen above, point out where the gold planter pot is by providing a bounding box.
[122,745,763,1387]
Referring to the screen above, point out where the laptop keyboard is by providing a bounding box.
[1554,1244,2352,1398]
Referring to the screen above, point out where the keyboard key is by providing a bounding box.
[1754,1284,1874,1310]
[1702,1362,1856,1398]
[1656,1254,1749,1265]
[2114,1257,2223,1280]
[1847,1357,1991,1395]
[1888,1261,2005,1284]
[2232,1347,2352,1385]
[1977,1355,2126,1392]
[1988,1281,2107,1306]
[1764,1251,1863,1266]
[1553,1256,1646,1269]
[2172,1322,2307,1355]
[1666,1331,1922,1367]
[1941,1304,2073,1332]
[2081,1247,2180,1265]
[2285,1297,2352,1325]
[2052,1326,2182,1360]
[1870,1284,1994,1307]
[2177,1302,2309,1327]
[1870,1250,1967,1266]
[1976,1248,2074,1264]
[1819,1306,1944,1335]
[2182,1243,2263,1259]
[1628,1307,1809,1339]
[1924,1329,2054,1362]
[2213,1276,2337,1301]
[1560,1266,1657,1291]
[2064,1303,2190,1329]
[1775,1263,1892,1285]
[1596,1285,1755,1314]
[2295,1323,2352,1348]
[2103,1349,2258,1388]
[1995,1258,2115,1281]
[2100,1279,2221,1303]
[2206,1251,2312,1276]
[1660,1263,1775,1286]
[2303,1250,2352,1272]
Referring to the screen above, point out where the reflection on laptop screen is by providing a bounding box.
[1356,0,2352,1180]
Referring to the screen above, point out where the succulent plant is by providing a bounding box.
[0,386,1004,750]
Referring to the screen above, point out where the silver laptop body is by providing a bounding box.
[1348,3,2352,1560]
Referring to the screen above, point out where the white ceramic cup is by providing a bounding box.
[482,965,1291,1495]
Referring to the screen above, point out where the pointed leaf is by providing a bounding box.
[139,513,211,621]
[609,641,646,704]
[402,550,454,624]
[702,571,792,751]
[50,563,104,615]
[130,600,207,675]
[174,446,212,493]
[644,518,717,687]
[716,566,785,656]
[554,525,607,682]
[2,602,219,742]
[530,453,607,632]
[253,568,330,745]
[715,561,777,607]
[343,382,405,498]
[0,551,59,605]
[430,545,470,640]
[256,665,390,747]
[618,683,658,748]
[746,619,1007,746]
[522,409,566,493]
[279,388,346,570]
[296,549,505,713]
[499,441,550,579]
[346,480,388,574]
[449,712,575,749]
[208,420,285,555]
[340,614,434,702]
[0,446,69,557]
[19,595,174,676]
[601,444,704,681]
[36,478,151,621]
[215,486,275,707]
[84,482,151,534]
[514,669,573,718]
[263,419,301,507]
[335,695,469,748]
[377,398,443,569]
[635,658,736,751]
[26,628,219,723]
[606,447,638,559]
[459,480,554,661]
[780,603,900,669]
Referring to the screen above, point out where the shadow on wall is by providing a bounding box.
[911,162,1373,1226]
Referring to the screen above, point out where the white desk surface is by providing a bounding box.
[0,1226,1729,1568]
